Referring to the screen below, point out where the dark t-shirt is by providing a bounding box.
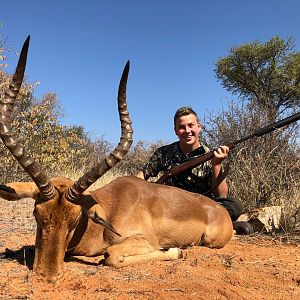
[142,141,213,195]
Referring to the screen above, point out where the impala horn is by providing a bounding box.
[65,61,133,202]
[0,36,56,200]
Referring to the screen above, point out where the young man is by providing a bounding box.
[136,107,254,235]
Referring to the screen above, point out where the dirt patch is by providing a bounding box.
[0,198,299,300]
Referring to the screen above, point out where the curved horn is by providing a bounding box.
[65,61,133,202]
[0,36,56,200]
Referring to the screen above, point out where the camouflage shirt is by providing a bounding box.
[143,141,213,196]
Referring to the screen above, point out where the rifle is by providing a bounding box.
[155,112,300,185]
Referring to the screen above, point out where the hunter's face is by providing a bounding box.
[174,114,201,146]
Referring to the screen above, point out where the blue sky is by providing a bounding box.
[1,1,300,145]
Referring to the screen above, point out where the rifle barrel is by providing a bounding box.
[233,112,300,146]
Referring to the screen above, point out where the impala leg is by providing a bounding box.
[105,236,182,267]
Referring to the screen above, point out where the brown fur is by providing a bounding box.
[0,176,233,282]
[0,182,36,200]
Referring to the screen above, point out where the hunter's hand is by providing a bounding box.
[211,146,229,165]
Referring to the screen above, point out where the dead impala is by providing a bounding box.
[0,37,233,282]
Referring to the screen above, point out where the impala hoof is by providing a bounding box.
[167,248,182,260]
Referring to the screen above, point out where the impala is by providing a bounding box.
[0,37,233,282]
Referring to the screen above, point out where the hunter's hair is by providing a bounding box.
[173,107,199,126]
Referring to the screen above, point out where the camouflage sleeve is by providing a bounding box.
[142,148,165,178]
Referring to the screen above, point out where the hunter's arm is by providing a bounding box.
[211,146,229,198]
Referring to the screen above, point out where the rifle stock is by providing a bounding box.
[154,152,214,184]
[155,112,300,184]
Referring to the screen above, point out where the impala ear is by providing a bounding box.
[0,185,16,193]
[6,182,37,197]
[0,182,36,200]
[0,186,23,201]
